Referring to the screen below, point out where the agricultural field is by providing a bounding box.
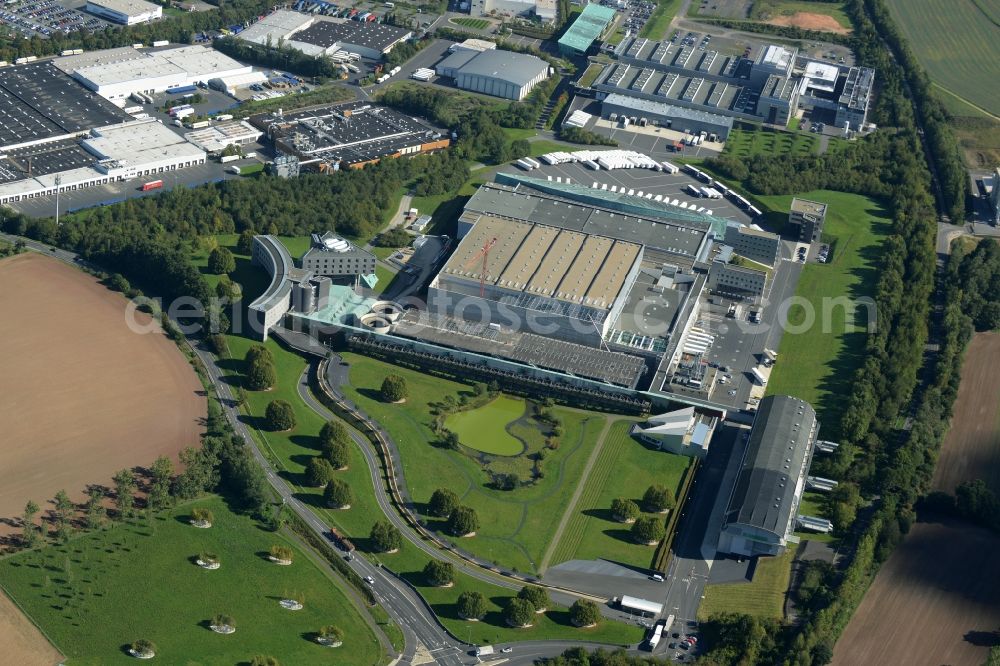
[759,191,892,438]
[340,353,605,574]
[698,549,795,620]
[445,395,530,455]
[723,128,819,159]
[545,421,692,570]
[0,497,383,665]
[885,0,1000,118]
[0,589,63,666]
[931,332,1000,495]
[0,253,204,530]
[953,117,1000,170]
[831,521,1000,666]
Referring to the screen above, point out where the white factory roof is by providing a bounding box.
[75,56,183,85]
[641,407,696,437]
[453,38,497,52]
[210,70,267,89]
[237,9,314,45]
[184,120,262,152]
[758,44,793,70]
[0,166,99,198]
[68,45,249,86]
[83,120,205,164]
[87,0,160,17]
[54,46,146,73]
[284,39,333,57]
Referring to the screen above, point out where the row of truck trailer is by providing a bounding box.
[683,164,762,216]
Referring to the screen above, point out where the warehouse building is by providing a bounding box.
[184,121,263,154]
[85,0,161,25]
[252,101,449,170]
[558,2,617,56]
[435,49,550,101]
[723,224,781,267]
[707,261,767,304]
[470,0,556,20]
[788,198,827,243]
[236,10,411,60]
[631,406,717,458]
[601,93,734,140]
[301,232,376,278]
[55,45,252,101]
[718,395,818,558]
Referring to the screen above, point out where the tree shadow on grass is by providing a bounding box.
[601,527,638,545]
[356,387,386,403]
[291,433,322,452]
[583,507,617,522]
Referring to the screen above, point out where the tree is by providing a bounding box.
[380,374,408,402]
[323,438,351,470]
[113,469,137,519]
[244,346,276,391]
[85,487,106,529]
[631,516,666,544]
[215,275,242,302]
[504,597,535,628]
[250,657,280,666]
[447,506,479,537]
[237,229,256,255]
[106,273,130,293]
[208,246,235,274]
[610,497,640,523]
[318,624,344,646]
[265,400,296,431]
[517,585,550,612]
[569,599,600,627]
[423,560,455,586]
[131,639,156,658]
[370,520,402,552]
[428,488,460,518]
[457,590,488,620]
[320,420,350,447]
[323,479,352,509]
[212,613,235,630]
[191,507,214,526]
[829,482,862,532]
[269,545,293,563]
[306,457,335,487]
[22,500,39,548]
[148,456,174,510]
[374,227,411,248]
[642,484,674,513]
[811,641,834,665]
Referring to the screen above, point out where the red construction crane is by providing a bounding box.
[464,237,497,298]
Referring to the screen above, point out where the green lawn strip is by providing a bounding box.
[564,421,690,569]
[578,63,604,88]
[698,549,795,621]
[219,343,642,646]
[451,17,490,29]
[758,191,891,435]
[723,128,818,158]
[639,0,682,38]
[529,140,574,157]
[445,395,527,455]
[373,265,396,294]
[339,352,605,574]
[502,128,538,142]
[370,246,398,261]
[0,497,382,665]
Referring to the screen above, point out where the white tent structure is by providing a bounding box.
[632,407,716,458]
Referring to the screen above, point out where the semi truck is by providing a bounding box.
[141,180,163,191]
[751,367,768,385]
[220,154,241,163]
[475,646,494,656]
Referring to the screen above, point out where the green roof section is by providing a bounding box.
[558,3,617,55]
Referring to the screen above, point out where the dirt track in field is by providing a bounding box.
[0,253,204,528]
[932,332,1000,495]
[0,589,63,665]
[767,12,850,34]
[832,521,1000,666]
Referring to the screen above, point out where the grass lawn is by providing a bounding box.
[758,191,891,438]
[445,395,528,456]
[451,16,490,29]
[547,421,692,570]
[502,128,538,142]
[529,140,574,158]
[723,128,818,158]
[698,549,794,621]
[639,0,682,38]
[794,491,837,544]
[0,497,382,665]
[339,353,607,575]
[578,63,604,89]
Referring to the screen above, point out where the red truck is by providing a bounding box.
[141,180,163,191]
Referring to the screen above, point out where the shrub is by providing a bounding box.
[212,613,235,629]
[631,516,666,544]
[457,590,488,620]
[428,488,460,518]
[504,597,535,627]
[131,639,156,657]
[569,599,600,627]
[191,507,213,524]
[318,624,343,645]
[380,374,408,402]
[324,479,352,509]
[447,506,479,536]
[371,520,402,552]
[517,585,550,612]
[642,484,674,513]
[422,560,455,586]
[611,497,640,522]
[265,400,296,431]
[269,545,294,562]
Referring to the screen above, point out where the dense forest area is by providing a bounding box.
[0,150,467,304]
[700,0,979,663]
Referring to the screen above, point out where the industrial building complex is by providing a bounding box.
[84,0,161,25]
[237,9,412,60]
[250,101,450,170]
[585,38,875,132]
[435,49,551,101]
[558,3,617,56]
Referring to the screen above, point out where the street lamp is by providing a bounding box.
[54,174,62,226]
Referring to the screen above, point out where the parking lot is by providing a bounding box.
[0,0,111,38]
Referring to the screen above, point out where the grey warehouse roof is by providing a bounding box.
[451,49,549,87]
[603,92,734,129]
[725,395,817,536]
